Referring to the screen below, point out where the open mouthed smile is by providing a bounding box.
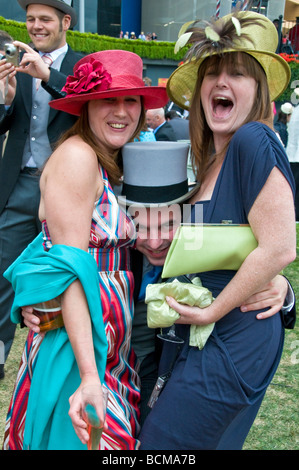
[146,246,170,259]
[212,96,234,118]
[31,33,49,40]
[109,123,127,130]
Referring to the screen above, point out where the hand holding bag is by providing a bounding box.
[145,277,215,349]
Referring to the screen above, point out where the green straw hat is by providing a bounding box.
[167,11,291,110]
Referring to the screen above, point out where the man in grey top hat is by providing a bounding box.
[0,0,82,379]
[118,141,296,426]
[22,141,295,427]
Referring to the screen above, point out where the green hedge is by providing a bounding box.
[1,16,299,103]
[0,16,186,61]
[0,17,31,44]
[279,60,299,103]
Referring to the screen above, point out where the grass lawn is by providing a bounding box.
[243,224,299,450]
[0,226,298,450]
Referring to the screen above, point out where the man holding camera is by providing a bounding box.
[0,0,83,379]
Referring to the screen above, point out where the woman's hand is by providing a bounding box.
[240,274,288,319]
[166,274,290,326]
[68,377,108,445]
[22,306,43,335]
[166,296,215,326]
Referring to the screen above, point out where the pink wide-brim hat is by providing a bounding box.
[50,50,169,115]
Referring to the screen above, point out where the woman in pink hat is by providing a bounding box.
[3,50,168,450]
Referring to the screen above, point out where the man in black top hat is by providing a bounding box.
[0,0,82,379]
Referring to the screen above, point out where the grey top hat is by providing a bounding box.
[18,0,77,27]
[119,141,199,207]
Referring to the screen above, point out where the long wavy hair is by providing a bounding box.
[188,52,273,183]
[56,99,146,185]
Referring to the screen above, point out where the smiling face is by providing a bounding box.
[200,53,257,151]
[26,4,70,53]
[88,96,142,152]
[133,205,181,266]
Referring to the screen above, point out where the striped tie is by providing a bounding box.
[36,54,53,90]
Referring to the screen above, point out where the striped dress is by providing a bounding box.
[3,166,140,450]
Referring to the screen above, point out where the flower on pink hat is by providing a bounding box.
[62,58,112,95]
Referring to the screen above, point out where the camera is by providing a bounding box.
[4,43,19,66]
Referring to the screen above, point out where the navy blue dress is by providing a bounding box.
[139,122,295,450]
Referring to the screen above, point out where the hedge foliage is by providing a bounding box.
[0,16,186,61]
[1,16,299,103]
[279,60,299,104]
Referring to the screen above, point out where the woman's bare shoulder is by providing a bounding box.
[46,136,98,173]
[41,135,101,195]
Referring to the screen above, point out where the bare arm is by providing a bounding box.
[168,167,296,326]
[41,136,105,443]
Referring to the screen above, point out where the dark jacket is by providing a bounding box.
[168,117,190,141]
[154,121,177,141]
[274,120,288,147]
[0,47,83,215]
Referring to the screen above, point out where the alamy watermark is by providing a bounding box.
[290,80,299,106]
[118,198,205,250]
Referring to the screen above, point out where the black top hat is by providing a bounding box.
[119,141,199,207]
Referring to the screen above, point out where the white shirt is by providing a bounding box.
[26,44,68,168]
[286,104,299,163]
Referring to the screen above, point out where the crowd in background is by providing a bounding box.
[119,31,158,41]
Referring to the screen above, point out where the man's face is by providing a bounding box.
[145,109,158,130]
[132,205,181,266]
[26,4,71,52]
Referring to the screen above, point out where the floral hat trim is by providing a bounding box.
[62,58,112,95]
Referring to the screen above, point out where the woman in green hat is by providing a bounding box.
[140,11,296,450]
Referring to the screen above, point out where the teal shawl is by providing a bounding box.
[4,233,108,450]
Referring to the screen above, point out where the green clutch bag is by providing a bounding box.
[145,278,215,350]
[162,224,257,278]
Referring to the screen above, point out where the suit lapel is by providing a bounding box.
[18,71,33,118]
[48,48,72,123]
[60,47,76,74]
[48,48,78,124]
